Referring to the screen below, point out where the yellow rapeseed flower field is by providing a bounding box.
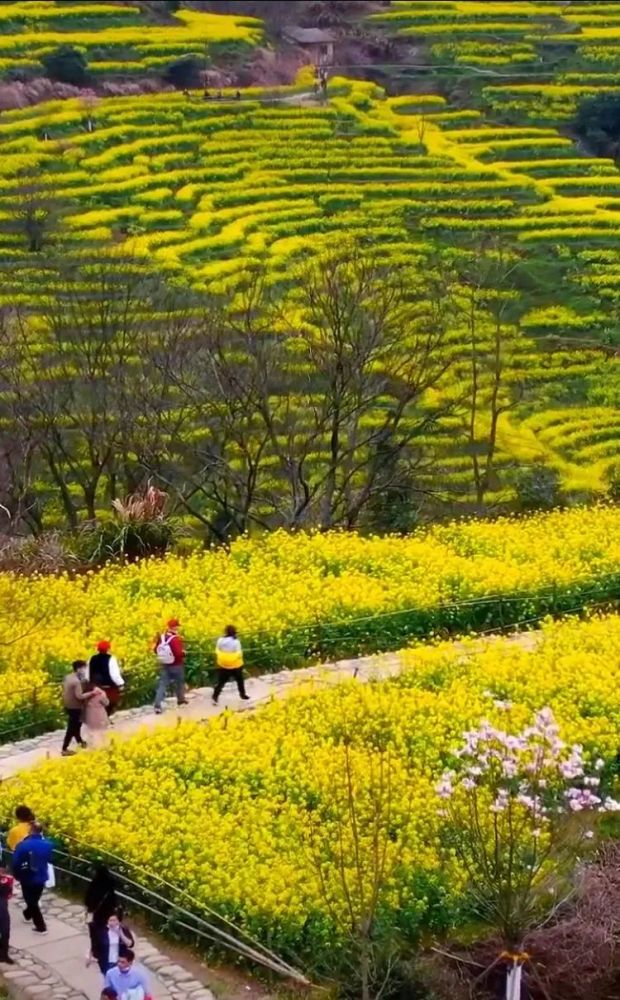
[1,611,619,960]
[1,505,619,735]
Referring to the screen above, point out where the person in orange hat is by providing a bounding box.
[88,641,124,718]
[153,619,188,714]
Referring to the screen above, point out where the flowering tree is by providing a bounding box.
[437,706,620,999]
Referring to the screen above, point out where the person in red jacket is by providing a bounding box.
[153,619,188,714]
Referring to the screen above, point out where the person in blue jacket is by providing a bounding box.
[12,822,52,933]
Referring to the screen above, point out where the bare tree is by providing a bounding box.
[0,257,201,529]
[0,246,463,539]
[448,239,527,506]
[278,248,458,529]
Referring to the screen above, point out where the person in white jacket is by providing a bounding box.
[88,641,125,717]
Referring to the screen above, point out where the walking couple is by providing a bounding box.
[62,641,125,755]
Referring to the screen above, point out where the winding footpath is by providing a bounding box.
[0,634,539,1000]
[0,651,410,781]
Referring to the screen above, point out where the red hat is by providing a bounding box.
[167,619,180,629]
[97,640,111,652]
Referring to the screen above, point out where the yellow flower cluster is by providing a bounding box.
[1,505,619,732]
[1,611,619,959]
[0,4,262,71]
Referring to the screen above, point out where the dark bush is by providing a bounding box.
[80,519,177,564]
[607,464,620,502]
[41,45,89,87]
[574,91,620,159]
[513,464,565,512]
[164,55,202,90]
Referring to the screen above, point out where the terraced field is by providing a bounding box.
[0,73,616,505]
[0,2,261,78]
[372,0,620,123]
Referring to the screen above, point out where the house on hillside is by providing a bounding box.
[283,26,336,66]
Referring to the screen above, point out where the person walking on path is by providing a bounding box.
[85,864,120,955]
[62,660,95,756]
[90,912,135,976]
[153,619,188,714]
[89,641,125,718]
[83,682,110,748]
[104,949,150,998]
[0,866,14,964]
[6,805,34,851]
[212,625,249,705]
[12,822,53,933]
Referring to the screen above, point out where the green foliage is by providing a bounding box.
[41,44,89,87]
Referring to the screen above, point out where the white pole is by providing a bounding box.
[506,960,522,1000]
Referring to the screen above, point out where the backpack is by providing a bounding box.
[16,850,42,880]
[155,633,176,666]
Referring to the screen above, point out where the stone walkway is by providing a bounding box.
[2,890,214,1000]
[0,651,408,781]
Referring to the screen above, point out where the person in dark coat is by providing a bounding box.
[85,864,120,952]
[12,823,52,933]
[90,912,134,976]
[88,641,124,717]
[0,867,14,964]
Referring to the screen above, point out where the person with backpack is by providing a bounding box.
[212,625,250,706]
[89,641,125,718]
[12,822,53,933]
[153,619,188,714]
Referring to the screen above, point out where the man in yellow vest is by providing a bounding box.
[212,625,250,706]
